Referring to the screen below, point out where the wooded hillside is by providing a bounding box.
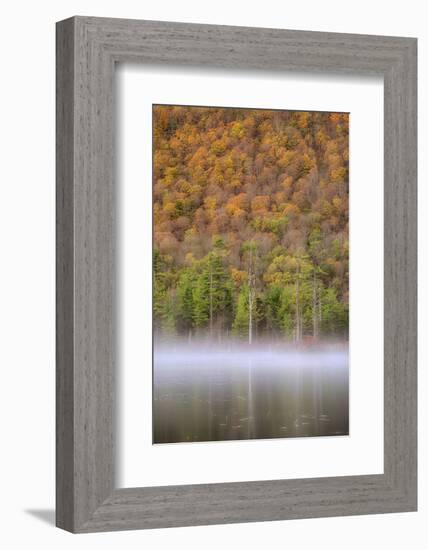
[153,105,349,342]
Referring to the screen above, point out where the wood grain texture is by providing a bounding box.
[56,18,75,532]
[56,16,417,533]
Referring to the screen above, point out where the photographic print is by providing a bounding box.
[153,104,349,444]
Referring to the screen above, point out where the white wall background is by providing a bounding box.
[0,1,424,548]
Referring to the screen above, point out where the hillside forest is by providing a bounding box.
[153,105,349,344]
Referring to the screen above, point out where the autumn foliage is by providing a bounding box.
[153,105,349,342]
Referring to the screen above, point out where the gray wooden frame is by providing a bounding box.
[56,16,417,533]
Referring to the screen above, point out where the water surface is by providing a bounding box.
[153,344,349,444]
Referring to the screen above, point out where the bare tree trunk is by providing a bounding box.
[248,287,253,345]
[312,270,318,339]
[248,248,253,345]
[209,266,213,338]
[295,260,300,342]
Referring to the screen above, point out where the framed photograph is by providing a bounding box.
[56,16,417,532]
[150,103,351,447]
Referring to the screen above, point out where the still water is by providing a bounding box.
[153,344,349,444]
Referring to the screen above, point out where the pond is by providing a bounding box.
[153,344,349,444]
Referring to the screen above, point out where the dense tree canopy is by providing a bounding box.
[153,105,349,343]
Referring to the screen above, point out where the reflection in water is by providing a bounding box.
[153,344,349,444]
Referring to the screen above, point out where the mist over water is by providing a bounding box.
[153,340,349,444]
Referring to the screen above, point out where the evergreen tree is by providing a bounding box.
[232,284,249,338]
[176,269,196,335]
